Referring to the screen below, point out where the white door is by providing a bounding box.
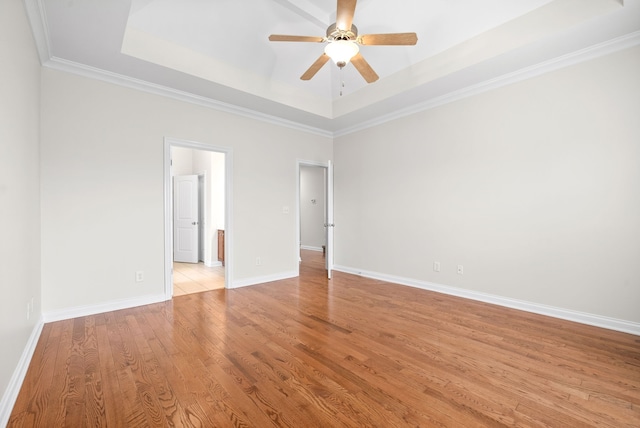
[173,175,199,263]
[326,161,334,279]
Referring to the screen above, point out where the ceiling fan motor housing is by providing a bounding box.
[326,23,358,41]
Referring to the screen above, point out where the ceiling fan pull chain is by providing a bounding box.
[340,67,345,96]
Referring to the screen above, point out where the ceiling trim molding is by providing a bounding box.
[22,0,639,140]
[24,0,332,138]
[43,57,334,139]
[23,0,51,64]
[333,30,640,138]
[40,29,639,141]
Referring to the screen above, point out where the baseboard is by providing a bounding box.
[204,260,223,268]
[231,271,298,289]
[333,265,640,336]
[43,293,168,323]
[0,317,44,427]
[300,245,323,252]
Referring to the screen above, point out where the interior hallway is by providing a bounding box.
[173,262,225,296]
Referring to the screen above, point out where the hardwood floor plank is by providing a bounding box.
[42,319,75,426]
[105,311,150,426]
[95,321,126,426]
[80,316,108,427]
[9,250,640,426]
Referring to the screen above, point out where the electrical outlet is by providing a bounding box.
[135,271,144,282]
[282,206,290,214]
[433,261,441,272]
[457,265,464,275]
[256,257,261,266]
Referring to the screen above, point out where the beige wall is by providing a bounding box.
[334,46,640,324]
[40,68,332,313]
[0,0,42,417]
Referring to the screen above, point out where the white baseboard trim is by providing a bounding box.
[333,265,640,336]
[43,293,168,323]
[204,260,223,268]
[0,317,44,427]
[231,271,298,289]
[300,245,323,252]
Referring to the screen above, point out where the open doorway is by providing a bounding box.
[299,165,326,253]
[297,160,333,278]
[164,138,233,298]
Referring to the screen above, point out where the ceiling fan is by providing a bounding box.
[268,0,418,84]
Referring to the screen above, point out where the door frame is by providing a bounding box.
[198,173,205,263]
[164,137,233,298]
[296,159,330,276]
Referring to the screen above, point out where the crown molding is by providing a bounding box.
[23,0,332,137]
[23,0,50,64]
[43,57,334,138]
[22,0,639,139]
[333,31,640,138]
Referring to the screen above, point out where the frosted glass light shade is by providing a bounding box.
[324,40,359,65]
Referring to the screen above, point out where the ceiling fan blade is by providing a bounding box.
[269,35,324,43]
[359,33,418,46]
[336,0,357,31]
[301,54,330,80]
[351,53,379,83]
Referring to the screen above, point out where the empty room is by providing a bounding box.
[2,0,639,426]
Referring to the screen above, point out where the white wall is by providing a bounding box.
[210,152,226,232]
[170,146,194,176]
[300,166,326,250]
[200,151,226,264]
[334,46,640,325]
[0,0,42,419]
[40,68,332,314]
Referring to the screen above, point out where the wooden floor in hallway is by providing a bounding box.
[9,250,640,427]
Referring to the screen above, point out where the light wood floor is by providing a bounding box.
[173,261,225,296]
[9,250,640,427]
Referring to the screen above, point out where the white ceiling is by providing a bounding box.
[26,0,640,135]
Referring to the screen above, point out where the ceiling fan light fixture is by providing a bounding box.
[324,40,359,67]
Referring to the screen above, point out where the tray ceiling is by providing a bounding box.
[25,0,640,135]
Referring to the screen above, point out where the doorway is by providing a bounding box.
[296,160,333,278]
[164,138,233,298]
[172,171,224,295]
